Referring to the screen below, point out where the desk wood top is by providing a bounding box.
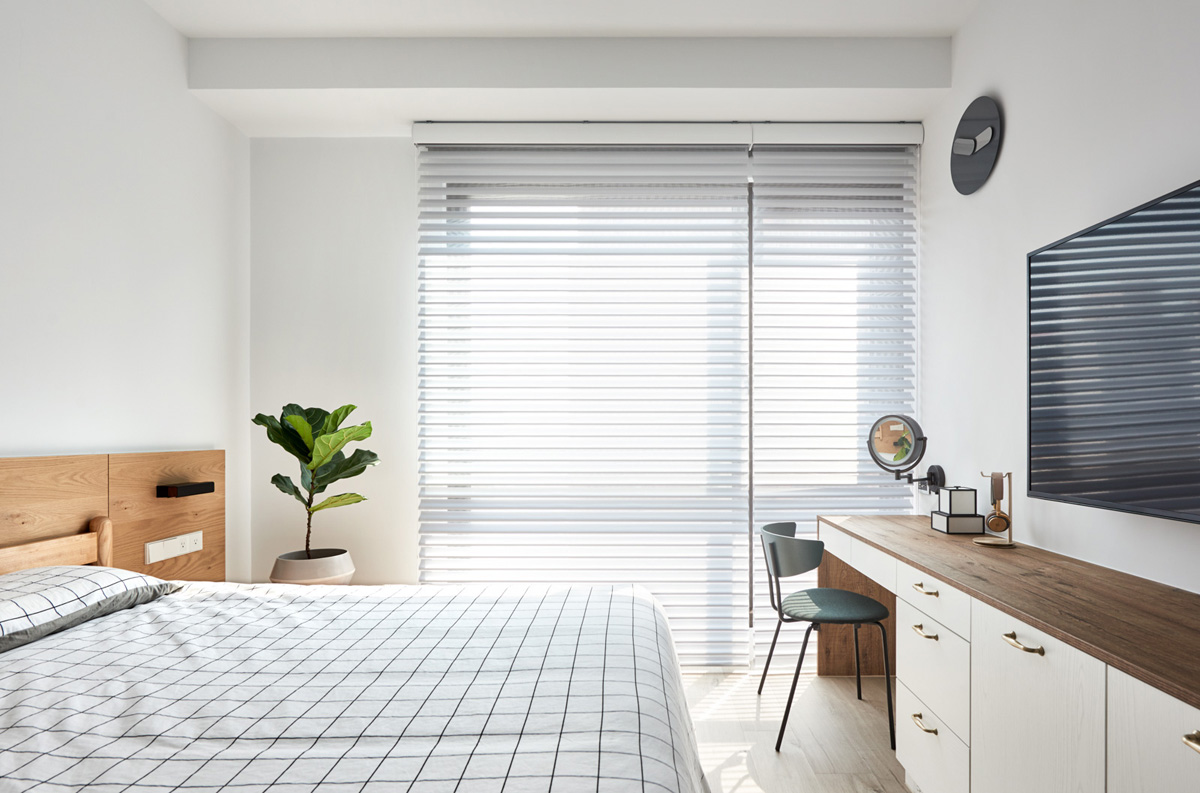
[818,514,1200,711]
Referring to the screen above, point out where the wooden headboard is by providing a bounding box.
[0,451,225,581]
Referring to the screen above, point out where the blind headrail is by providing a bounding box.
[413,122,924,147]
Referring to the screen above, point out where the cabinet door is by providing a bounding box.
[1108,667,1200,793]
[970,599,1105,793]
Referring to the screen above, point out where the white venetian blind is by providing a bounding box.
[417,146,752,666]
[750,146,918,656]
[417,142,920,667]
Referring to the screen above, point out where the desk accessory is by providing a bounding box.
[865,414,946,493]
[938,486,976,515]
[974,471,1015,548]
[931,511,984,534]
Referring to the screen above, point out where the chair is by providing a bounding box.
[757,521,895,752]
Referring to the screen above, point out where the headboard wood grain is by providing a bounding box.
[0,451,224,581]
[0,455,107,548]
[109,450,224,581]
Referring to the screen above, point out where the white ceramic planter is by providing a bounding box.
[270,548,355,585]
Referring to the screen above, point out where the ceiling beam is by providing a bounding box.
[189,36,950,91]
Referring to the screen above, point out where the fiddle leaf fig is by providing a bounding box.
[254,404,379,556]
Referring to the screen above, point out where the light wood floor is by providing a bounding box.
[684,671,908,793]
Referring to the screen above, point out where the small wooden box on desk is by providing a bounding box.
[817,514,1200,793]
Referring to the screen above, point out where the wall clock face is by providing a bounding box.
[951,96,1002,195]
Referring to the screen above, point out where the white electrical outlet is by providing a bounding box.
[144,531,204,564]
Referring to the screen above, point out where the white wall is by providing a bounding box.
[918,0,1200,592]
[249,139,419,585]
[0,0,252,581]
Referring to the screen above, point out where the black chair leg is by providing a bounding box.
[876,621,895,751]
[775,622,815,752]
[853,623,862,700]
[758,618,783,695]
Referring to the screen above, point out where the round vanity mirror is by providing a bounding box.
[867,414,927,473]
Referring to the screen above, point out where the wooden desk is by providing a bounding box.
[817,514,1200,793]
[817,514,1200,711]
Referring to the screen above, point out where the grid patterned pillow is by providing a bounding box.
[0,565,178,653]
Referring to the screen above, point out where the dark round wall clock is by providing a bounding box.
[950,96,1002,195]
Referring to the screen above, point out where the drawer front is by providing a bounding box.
[816,522,895,592]
[819,521,853,564]
[1108,667,1200,793]
[970,599,1105,793]
[897,560,971,640]
[897,680,970,793]
[851,536,896,592]
[897,599,971,744]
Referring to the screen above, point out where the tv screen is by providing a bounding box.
[1028,179,1200,524]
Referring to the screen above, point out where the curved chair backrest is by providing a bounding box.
[760,522,825,579]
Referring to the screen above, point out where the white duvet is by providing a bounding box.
[0,582,703,793]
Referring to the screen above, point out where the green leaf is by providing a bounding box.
[313,448,379,493]
[300,462,314,495]
[303,407,330,436]
[894,450,907,461]
[322,404,357,436]
[309,493,366,513]
[271,474,307,506]
[283,415,314,450]
[253,413,311,463]
[308,422,373,471]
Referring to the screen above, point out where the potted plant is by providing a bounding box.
[253,404,379,585]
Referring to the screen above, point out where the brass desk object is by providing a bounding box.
[974,471,1015,548]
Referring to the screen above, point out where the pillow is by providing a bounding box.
[0,566,179,653]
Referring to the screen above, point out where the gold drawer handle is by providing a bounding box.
[1002,631,1045,656]
[911,623,939,641]
[911,713,938,735]
[912,582,939,597]
[1184,731,1200,755]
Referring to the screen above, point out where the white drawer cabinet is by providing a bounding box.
[1108,667,1200,793]
[970,599,1106,793]
[897,599,971,744]
[896,560,971,641]
[897,681,970,793]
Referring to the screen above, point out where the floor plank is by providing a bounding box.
[684,672,908,793]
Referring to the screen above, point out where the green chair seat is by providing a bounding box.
[782,587,890,624]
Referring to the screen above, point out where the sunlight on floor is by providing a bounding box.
[684,671,908,793]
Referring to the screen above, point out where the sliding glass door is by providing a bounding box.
[417,144,917,666]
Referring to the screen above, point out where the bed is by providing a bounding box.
[0,575,704,792]
[0,454,704,793]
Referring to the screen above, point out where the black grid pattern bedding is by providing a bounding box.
[0,566,175,640]
[0,582,704,793]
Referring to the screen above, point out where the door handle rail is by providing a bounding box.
[1184,731,1200,755]
[911,623,939,641]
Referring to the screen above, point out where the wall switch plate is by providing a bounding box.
[145,530,204,565]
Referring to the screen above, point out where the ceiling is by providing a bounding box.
[144,0,980,38]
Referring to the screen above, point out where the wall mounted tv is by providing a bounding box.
[1028,178,1200,524]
